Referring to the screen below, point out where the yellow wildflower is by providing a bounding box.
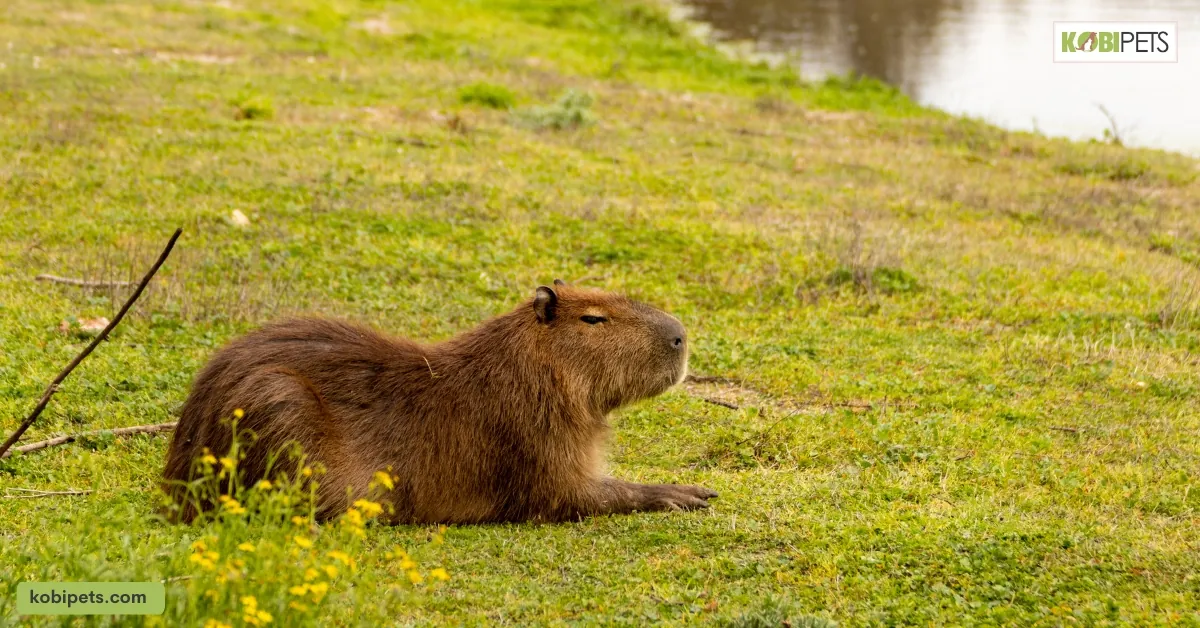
[203,620,232,628]
[293,535,313,549]
[218,496,245,515]
[190,539,207,552]
[407,570,423,585]
[233,408,245,419]
[255,479,272,490]
[327,550,352,565]
[199,453,217,465]
[352,499,383,518]
[237,542,256,553]
[304,568,319,581]
[301,466,313,478]
[291,516,307,527]
[430,568,450,581]
[322,564,338,579]
[399,558,416,570]
[204,589,220,602]
[288,601,309,611]
[370,470,395,490]
[289,584,309,596]
[218,457,236,472]
[308,581,329,602]
[343,508,364,527]
[188,550,219,571]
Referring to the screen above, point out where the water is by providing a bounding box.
[679,0,1200,155]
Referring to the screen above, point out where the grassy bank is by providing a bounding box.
[1,0,1198,624]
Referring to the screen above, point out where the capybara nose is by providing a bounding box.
[660,317,686,352]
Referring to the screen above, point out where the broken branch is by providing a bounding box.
[35,274,133,288]
[1,422,178,459]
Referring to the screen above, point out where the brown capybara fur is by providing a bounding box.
[161,281,716,524]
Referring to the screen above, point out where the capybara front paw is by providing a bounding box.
[643,483,718,511]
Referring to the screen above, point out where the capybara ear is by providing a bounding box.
[534,286,558,323]
[553,278,567,287]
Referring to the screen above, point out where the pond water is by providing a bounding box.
[679,0,1200,155]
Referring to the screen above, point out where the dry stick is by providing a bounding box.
[1,422,178,459]
[4,488,93,499]
[700,397,740,410]
[35,274,133,288]
[0,228,183,460]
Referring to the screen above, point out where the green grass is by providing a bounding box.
[1,0,1199,625]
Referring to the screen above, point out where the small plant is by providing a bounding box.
[459,82,516,109]
[232,93,275,121]
[515,89,594,131]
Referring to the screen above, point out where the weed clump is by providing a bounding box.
[232,94,275,121]
[515,89,594,130]
[459,82,516,109]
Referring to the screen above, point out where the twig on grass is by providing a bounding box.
[700,397,740,410]
[35,274,133,288]
[1,422,178,459]
[4,488,93,499]
[1049,426,1083,434]
[684,374,747,386]
[0,228,183,460]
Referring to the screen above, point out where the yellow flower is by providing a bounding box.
[288,601,309,611]
[322,564,339,579]
[327,550,352,565]
[255,479,272,490]
[430,567,450,581]
[190,539,208,552]
[352,499,383,518]
[293,535,313,549]
[219,457,236,471]
[289,584,309,596]
[399,558,416,570]
[343,508,364,527]
[188,550,220,571]
[308,581,329,603]
[237,542,256,552]
[203,620,232,628]
[219,497,245,515]
[240,596,257,609]
[407,570,423,585]
[304,568,319,581]
[291,516,308,527]
[199,453,217,465]
[370,470,395,490]
[233,408,245,419]
[204,589,220,602]
[301,466,313,478]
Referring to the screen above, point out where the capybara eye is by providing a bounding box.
[580,315,606,325]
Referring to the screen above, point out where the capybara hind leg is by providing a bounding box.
[169,367,347,520]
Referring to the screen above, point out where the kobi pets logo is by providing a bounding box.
[1054,22,1178,62]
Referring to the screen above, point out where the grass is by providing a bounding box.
[0,0,1198,624]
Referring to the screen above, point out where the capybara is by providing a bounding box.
[162,281,716,523]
